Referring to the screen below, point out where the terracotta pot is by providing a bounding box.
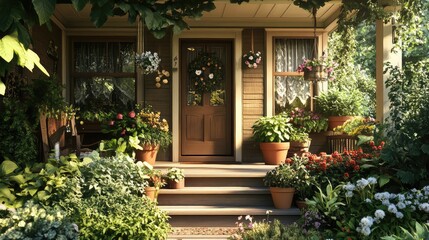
[168,179,185,189]
[136,144,160,166]
[328,116,354,131]
[270,187,295,209]
[259,142,290,165]
[144,186,158,201]
[295,200,308,210]
[287,140,311,158]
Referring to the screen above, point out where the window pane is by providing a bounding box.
[74,77,135,111]
[74,42,135,73]
[274,39,314,72]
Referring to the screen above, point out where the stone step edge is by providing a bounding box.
[159,205,301,216]
[159,186,270,195]
[168,235,229,240]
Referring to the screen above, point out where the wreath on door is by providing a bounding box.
[188,52,223,94]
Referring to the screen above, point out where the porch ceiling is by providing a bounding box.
[53,0,342,29]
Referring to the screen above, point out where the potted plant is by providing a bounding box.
[103,105,172,165]
[297,57,337,81]
[145,168,165,201]
[315,88,364,130]
[263,157,308,209]
[288,128,311,158]
[251,114,294,165]
[333,116,376,137]
[282,108,328,134]
[165,167,185,189]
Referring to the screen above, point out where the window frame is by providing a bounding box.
[265,29,326,116]
[69,36,137,109]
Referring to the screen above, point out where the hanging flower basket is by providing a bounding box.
[242,50,262,68]
[297,57,337,81]
[135,51,161,74]
[188,52,223,94]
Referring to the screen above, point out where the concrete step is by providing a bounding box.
[158,187,273,206]
[160,205,301,227]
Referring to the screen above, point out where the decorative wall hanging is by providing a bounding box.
[135,51,161,74]
[243,29,262,68]
[154,69,170,88]
[188,52,223,94]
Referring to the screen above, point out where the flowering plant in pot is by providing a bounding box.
[282,107,328,133]
[135,51,161,74]
[251,114,294,165]
[165,167,185,189]
[103,105,172,164]
[333,116,376,137]
[296,57,337,81]
[242,50,262,69]
[263,156,309,209]
[315,88,364,130]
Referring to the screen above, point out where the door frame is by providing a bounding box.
[172,28,243,163]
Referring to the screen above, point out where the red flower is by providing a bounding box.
[116,113,123,120]
[354,165,360,171]
[128,111,136,118]
[369,141,375,146]
[285,158,293,164]
[121,129,126,135]
[344,172,350,179]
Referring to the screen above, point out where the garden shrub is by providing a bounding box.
[382,60,429,187]
[0,201,79,240]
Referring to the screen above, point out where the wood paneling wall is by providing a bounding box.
[241,28,265,163]
[144,29,172,160]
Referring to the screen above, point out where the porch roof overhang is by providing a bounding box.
[53,0,343,29]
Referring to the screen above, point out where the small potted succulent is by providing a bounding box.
[315,88,364,130]
[263,156,311,209]
[165,167,185,189]
[251,114,294,165]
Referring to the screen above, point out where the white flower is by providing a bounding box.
[395,211,404,219]
[388,204,398,214]
[361,226,372,236]
[343,182,356,191]
[245,215,253,222]
[396,201,406,209]
[208,73,214,79]
[419,203,429,213]
[248,56,254,60]
[374,209,385,219]
[367,177,377,185]
[365,198,372,203]
[360,216,374,228]
[356,178,369,189]
[195,70,202,75]
[345,191,354,198]
[18,220,26,228]
[397,194,406,202]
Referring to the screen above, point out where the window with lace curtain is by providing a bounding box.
[71,38,136,113]
[274,38,315,114]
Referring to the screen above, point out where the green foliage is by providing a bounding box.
[382,222,429,240]
[76,192,170,240]
[229,220,322,240]
[263,157,310,189]
[381,60,429,186]
[315,88,364,117]
[0,98,37,165]
[293,0,330,12]
[0,201,79,240]
[282,108,328,133]
[334,116,376,136]
[251,115,293,142]
[165,167,185,182]
[290,129,310,143]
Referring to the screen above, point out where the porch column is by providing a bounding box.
[136,19,144,103]
[375,18,401,123]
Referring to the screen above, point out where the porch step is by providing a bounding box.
[154,162,300,228]
[160,205,301,227]
[158,187,272,206]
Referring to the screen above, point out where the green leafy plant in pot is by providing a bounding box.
[165,167,185,189]
[315,88,364,130]
[263,157,307,209]
[288,127,311,158]
[251,114,293,165]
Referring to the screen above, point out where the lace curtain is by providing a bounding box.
[274,39,314,108]
[73,42,136,110]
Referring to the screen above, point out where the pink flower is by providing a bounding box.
[109,120,115,126]
[116,113,123,120]
[128,111,136,118]
[256,58,261,64]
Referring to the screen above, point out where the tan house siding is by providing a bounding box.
[241,28,265,163]
[144,29,173,160]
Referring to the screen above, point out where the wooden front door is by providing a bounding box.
[180,40,233,161]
